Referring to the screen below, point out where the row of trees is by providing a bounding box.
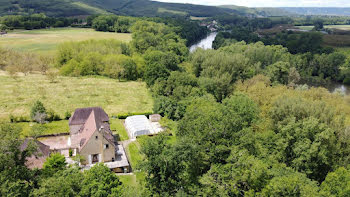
[91,15,137,33]
[293,15,350,26]
[213,29,334,54]
[0,13,82,30]
[0,47,55,77]
[214,15,292,32]
[91,15,208,46]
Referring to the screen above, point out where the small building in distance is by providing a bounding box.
[125,114,164,139]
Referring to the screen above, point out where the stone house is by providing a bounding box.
[30,107,130,172]
[69,107,116,165]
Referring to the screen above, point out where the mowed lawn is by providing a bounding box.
[0,72,153,120]
[0,28,132,54]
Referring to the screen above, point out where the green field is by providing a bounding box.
[15,120,69,137]
[0,28,132,53]
[190,16,208,21]
[0,72,153,120]
[297,26,314,31]
[298,25,350,31]
[158,8,187,16]
[325,25,350,30]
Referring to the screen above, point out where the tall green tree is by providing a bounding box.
[320,167,350,197]
[32,167,83,197]
[80,163,122,197]
[42,153,67,177]
[0,123,36,196]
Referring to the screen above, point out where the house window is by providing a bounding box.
[112,157,115,162]
[105,144,109,149]
[95,136,98,140]
[92,154,99,163]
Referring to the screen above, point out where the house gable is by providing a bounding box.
[79,129,116,163]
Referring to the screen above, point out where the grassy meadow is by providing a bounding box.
[298,25,350,31]
[297,25,314,31]
[325,25,350,30]
[0,72,153,120]
[0,28,132,54]
[157,8,187,16]
[323,34,350,48]
[15,120,69,137]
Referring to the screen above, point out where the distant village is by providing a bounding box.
[200,20,218,32]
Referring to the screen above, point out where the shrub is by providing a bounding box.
[116,111,153,119]
[9,114,30,123]
[64,111,72,120]
[46,69,58,83]
[46,109,61,121]
[31,100,47,123]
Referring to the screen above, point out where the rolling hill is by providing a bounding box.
[82,0,240,17]
[279,7,350,16]
[0,0,108,17]
[220,5,350,17]
[4,0,350,19]
[0,0,240,17]
[219,5,294,17]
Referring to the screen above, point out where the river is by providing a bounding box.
[188,32,350,95]
[314,83,350,95]
[189,32,218,52]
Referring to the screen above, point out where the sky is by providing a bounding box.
[153,0,350,7]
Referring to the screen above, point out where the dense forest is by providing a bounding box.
[212,15,350,85]
[2,9,350,197]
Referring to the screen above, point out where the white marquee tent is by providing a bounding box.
[125,115,153,138]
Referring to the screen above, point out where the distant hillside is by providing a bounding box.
[78,0,240,17]
[279,7,350,16]
[220,5,350,17]
[0,0,109,17]
[0,0,239,17]
[219,5,294,17]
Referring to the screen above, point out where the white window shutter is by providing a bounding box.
[99,154,102,163]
